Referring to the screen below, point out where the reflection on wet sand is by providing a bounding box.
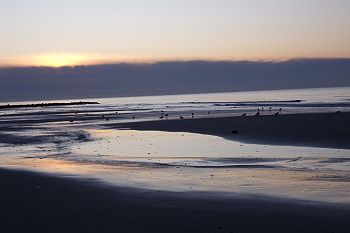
[3,128,350,204]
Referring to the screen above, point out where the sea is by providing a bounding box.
[1,86,350,122]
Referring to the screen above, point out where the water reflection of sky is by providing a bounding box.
[70,129,350,170]
[2,127,350,203]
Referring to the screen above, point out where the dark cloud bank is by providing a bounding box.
[0,59,349,102]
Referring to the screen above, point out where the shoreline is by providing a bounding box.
[1,167,349,233]
[112,112,350,149]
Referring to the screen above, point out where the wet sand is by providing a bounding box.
[113,112,350,149]
[1,168,349,233]
[1,112,350,232]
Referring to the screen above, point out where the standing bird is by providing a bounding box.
[274,112,279,116]
[159,115,164,119]
[255,112,260,116]
[241,113,247,116]
[180,116,184,119]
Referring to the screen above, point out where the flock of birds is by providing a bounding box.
[254,107,283,117]
[158,107,284,120]
[63,106,340,124]
[68,107,284,123]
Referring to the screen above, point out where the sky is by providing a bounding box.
[1,0,350,67]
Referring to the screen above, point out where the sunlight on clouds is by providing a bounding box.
[6,53,176,67]
[32,54,91,67]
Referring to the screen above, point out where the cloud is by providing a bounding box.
[0,59,349,102]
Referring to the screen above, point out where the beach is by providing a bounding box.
[1,89,350,232]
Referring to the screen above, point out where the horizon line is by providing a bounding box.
[1,57,350,69]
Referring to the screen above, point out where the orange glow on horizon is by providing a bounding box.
[32,54,89,67]
[0,53,187,67]
[1,53,349,68]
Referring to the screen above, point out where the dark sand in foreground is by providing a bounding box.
[114,112,350,149]
[1,168,349,233]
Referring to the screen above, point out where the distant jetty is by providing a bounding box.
[0,101,99,109]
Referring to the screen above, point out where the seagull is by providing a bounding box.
[159,115,164,119]
[274,112,279,116]
[255,112,260,116]
[164,114,169,117]
[241,113,247,116]
[180,116,184,119]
